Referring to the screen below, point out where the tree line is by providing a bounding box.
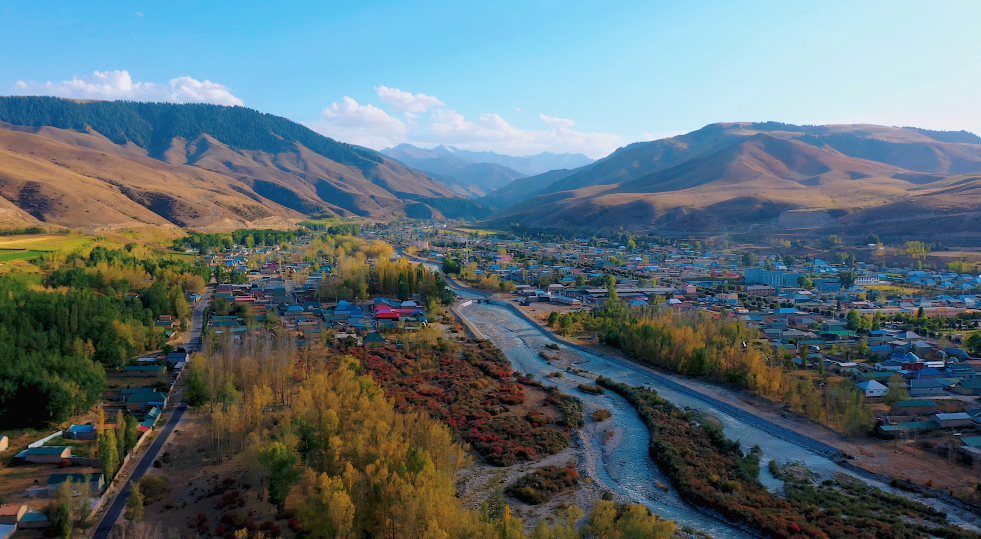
[0,244,210,427]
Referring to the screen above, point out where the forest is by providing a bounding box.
[179,333,674,539]
[0,243,210,427]
[597,377,976,539]
[176,229,308,253]
[557,302,875,437]
[0,97,383,168]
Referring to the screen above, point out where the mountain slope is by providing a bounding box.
[0,97,459,229]
[430,163,527,198]
[485,122,981,237]
[382,144,594,176]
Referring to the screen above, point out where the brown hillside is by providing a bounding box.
[488,123,981,237]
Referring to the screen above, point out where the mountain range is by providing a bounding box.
[0,96,480,230]
[380,144,593,198]
[2,97,980,240]
[483,122,981,239]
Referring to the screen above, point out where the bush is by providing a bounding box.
[577,383,605,395]
[592,408,612,421]
[139,475,170,504]
[506,463,579,504]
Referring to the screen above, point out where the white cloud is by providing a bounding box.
[308,96,407,149]
[515,107,522,112]
[13,70,243,106]
[312,86,626,157]
[540,113,575,127]
[375,85,444,113]
[428,108,621,158]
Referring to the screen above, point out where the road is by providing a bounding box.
[91,403,187,539]
[186,285,213,352]
[91,284,212,537]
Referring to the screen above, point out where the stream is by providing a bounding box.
[448,290,981,536]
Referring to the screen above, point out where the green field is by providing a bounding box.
[0,250,45,261]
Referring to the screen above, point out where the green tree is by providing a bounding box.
[49,481,74,539]
[184,361,210,407]
[838,270,857,289]
[883,375,911,405]
[606,275,618,304]
[258,441,300,512]
[124,482,145,522]
[99,427,120,483]
[798,275,813,289]
[965,332,981,358]
[123,415,139,454]
[575,275,586,287]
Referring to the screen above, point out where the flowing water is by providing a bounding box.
[452,295,981,536]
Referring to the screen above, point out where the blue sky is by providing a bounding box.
[3,0,979,158]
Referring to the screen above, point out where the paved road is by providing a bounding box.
[92,403,188,539]
[186,285,213,352]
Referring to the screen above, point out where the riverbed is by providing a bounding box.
[455,298,981,535]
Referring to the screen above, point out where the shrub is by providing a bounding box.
[506,463,579,504]
[577,383,605,395]
[592,408,612,422]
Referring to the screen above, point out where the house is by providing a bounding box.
[856,380,888,398]
[364,332,387,348]
[46,473,104,496]
[890,400,937,415]
[121,365,167,378]
[0,504,27,525]
[124,391,168,411]
[65,424,100,440]
[15,446,71,464]
[909,378,945,397]
[952,379,981,396]
[932,412,973,428]
[15,512,51,530]
[166,351,190,365]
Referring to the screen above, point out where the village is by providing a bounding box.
[383,224,981,455]
[5,225,981,539]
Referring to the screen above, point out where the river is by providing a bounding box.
[448,291,981,536]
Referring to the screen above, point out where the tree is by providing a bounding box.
[865,233,880,245]
[606,275,618,304]
[575,275,586,287]
[184,361,210,407]
[258,441,299,512]
[123,415,139,455]
[49,481,74,539]
[828,235,842,245]
[99,427,120,483]
[798,275,813,289]
[124,483,145,522]
[839,271,857,289]
[75,478,93,530]
[965,332,981,358]
[883,375,911,405]
[296,472,355,539]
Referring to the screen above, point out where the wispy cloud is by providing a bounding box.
[13,70,243,106]
[309,86,624,157]
[375,85,444,113]
[540,113,574,127]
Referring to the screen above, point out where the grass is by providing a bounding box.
[0,250,45,261]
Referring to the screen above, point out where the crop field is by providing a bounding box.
[0,234,122,271]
